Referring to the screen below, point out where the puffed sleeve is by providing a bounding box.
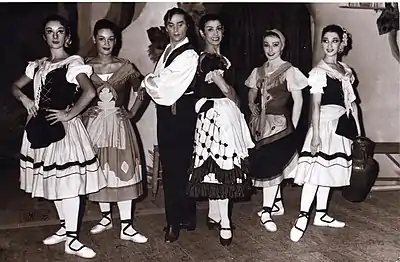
[200,54,223,72]
[308,67,327,94]
[286,66,308,92]
[244,68,258,89]
[66,55,93,85]
[25,61,38,79]
[200,54,227,83]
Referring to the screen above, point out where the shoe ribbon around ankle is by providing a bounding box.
[120,219,148,243]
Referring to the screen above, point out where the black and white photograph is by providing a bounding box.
[0,1,399,261]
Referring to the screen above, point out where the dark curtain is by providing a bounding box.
[58,3,80,55]
[218,3,312,149]
[0,3,58,159]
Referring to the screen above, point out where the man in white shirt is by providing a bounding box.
[141,7,199,243]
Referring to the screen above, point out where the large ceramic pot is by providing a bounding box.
[342,136,379,202]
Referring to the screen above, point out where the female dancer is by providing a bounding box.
[246,29,307,232]
[187,14,255,246]
[12,14,106,259]
[83,19,147,243]
[290,24,360,242]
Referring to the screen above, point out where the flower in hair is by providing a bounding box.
[341,27,350,47]
[342,32,348,47]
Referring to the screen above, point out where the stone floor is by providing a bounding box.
[0,163,399,261]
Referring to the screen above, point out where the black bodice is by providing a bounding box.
[195,53,233,99]
[26,66,79,149]
[320,76,345,108]
[38,66,79,110]
[320,75,358,140]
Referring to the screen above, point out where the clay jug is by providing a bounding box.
[342,136,379,202]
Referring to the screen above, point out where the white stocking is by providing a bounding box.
[62,197,80,233]
[315,186,334,221]
[62,197,82,249]
[260,185,279,231]
[316,186,330,211]
[276,186,282,199]
[96,202,112,226]
[99,202,111,213]
[208,199,220,222]
[52,200,66,236]
[54,200,65,220]
[273,185,284,213]
[118,200,137,236]
[262,185,279,208]
[295,183,318,232]
[217,199,231,239]
[300,183,318,213]
[117,200,131,221]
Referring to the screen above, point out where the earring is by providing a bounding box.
[64,39,72,48]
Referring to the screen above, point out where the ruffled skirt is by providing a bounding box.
[20,117,107,200]
[291,105,353,187]
[188,98,255,199]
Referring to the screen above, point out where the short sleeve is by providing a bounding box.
[200,54,229,83]
[245,68,258,89]
[25,61,38,79]
[66,55,93,85]
[308,68,327,94]
[286,66,308,92]
[200,53,225,74]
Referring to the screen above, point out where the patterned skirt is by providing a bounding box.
[291,105,353,187]
[20,117,107,200]
[188,98,255,200]
[83,106,144,202]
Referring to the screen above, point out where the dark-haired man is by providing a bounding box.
[141,7,198,243]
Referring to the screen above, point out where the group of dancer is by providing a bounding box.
[12,7,360,259]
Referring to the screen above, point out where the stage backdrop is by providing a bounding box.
[78,3,400,190]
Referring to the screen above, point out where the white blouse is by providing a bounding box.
[25,55,93,107]
[141,37,199,106]
[308,60,356,115]
[245,63,308,92]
